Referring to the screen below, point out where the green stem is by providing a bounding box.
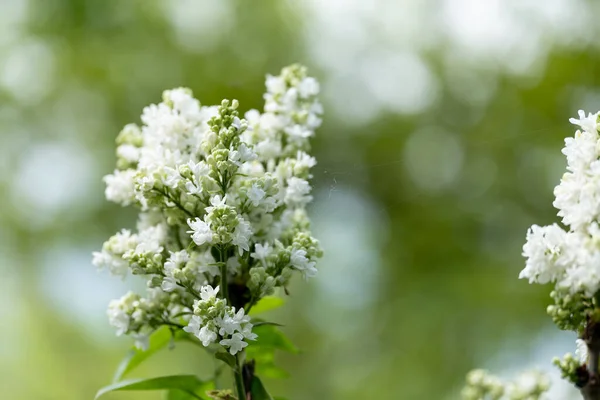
[219,246,229,301]
[234,353,246,400]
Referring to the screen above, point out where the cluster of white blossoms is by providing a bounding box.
[520,110,600,332]
[93,64,323,355]
[461,369,550,400]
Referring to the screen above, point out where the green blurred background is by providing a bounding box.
[2,0,599,398]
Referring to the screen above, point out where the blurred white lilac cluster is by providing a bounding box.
[93,64,323,355]
[462,369,550,400]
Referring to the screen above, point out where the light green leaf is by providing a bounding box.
[215,351,237,369]
[113,326,196,382]
[250,325,299,354]
[166,389,203,400]
[250,377,274,400]
[96,375,211,400]
[249,296,285,315]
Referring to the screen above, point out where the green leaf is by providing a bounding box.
[215,351,237,369]
[96,375,212,400]
[166,389,204,400]
[249,296,285,315]
[113,326,179,382]
[113,326,200,382]
[250,377,274,400]
[252,320,283,327]
[250,325,299,353]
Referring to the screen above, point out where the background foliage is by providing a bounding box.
[2,0,600,398]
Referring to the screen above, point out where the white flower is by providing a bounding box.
[162,166,181,188]
[165,250,190,271]
[161,276,178,292]
[241,323,257,341]
[135,225,166,254]
[265,75,286,95]
[107,293,137,336]
[248,184,266,206]
[220,332,248,355]
[294,151,317,173]
[216,313,240,336]
[520,224,569,284]
[298,77,319,98]
[569,109,599,134]
[197,325,217,346]
[187,218,213,246]
[200,285,220,301]
[186,160,210,186]
[251,243,271,261]
[184,315,203,335]
[284,177,312,206]
[104,169,136,205]
[285,124,312,139]
[232,217,252,255]
[92,250,128,277]
[290,248,317,279]
[117,144,140,163]
[229,143,257,165]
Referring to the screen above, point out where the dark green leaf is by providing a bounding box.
[250,325,299,353]
[215,351,237,369]
[96,375,212,400]
[113,326,183,382]
[252,320,284,327]
[250,377,273,400]
[249,296,285,315]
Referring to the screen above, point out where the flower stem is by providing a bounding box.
[234,353,246,400]
[219,246,229,301]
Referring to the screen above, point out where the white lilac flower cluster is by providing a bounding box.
[461,369,550,400]
[520,111,600,332]
[93,64,323,355]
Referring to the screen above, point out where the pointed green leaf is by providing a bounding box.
[113,326,172,382]
[250,377,273,400]
[96,375,211,399]
[215,351,237,369]
[113,326,195,382]
[252,320,284,327]
[249,296,285,315]
[250,325,299,353]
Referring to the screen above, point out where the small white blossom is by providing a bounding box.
[188,218,213,246]
[104,169,136,206]
[232,217,252,255]
[248,184,266,206]
[569,109,599,134]
[284,177,312,206]
[220,333,248,355]
[197,325,218,347]
[199,285,220,301]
